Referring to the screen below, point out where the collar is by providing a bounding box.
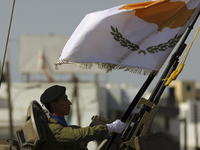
[50,114,68,127]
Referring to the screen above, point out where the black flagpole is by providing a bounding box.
[104,10,200,150]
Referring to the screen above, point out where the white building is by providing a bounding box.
[179,100,200,149]
[170,80,200,150]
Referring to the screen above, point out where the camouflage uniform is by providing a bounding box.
[41,117,108,150]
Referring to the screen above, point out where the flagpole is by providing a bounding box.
[104,10,200,150]
[151,10,200,105]
[121,75,156,122]
[99,74,156,150]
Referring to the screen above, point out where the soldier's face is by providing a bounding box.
[52,93,72,116]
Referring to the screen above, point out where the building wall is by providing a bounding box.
[169,80,196,103]
[179,100,200,149]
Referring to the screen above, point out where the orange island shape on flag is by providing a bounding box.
[56,0,200,75]
[119,0,196,31]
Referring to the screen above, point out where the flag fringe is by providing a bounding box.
[55,60,158,76]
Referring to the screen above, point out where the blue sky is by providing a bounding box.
[0,0,200,88]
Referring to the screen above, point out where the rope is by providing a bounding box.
[0,0,16,89]
[164,25,200,86]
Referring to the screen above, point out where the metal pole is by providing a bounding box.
[73,76,81,126]
[105,9,200,150]
[0,0,15,89]
[5,62,13,139]
[105,74,155,149]
[194,104,199,150]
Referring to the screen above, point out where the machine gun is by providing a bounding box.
[97,10,200,150]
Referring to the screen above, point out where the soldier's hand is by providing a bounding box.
[106,120,126,134]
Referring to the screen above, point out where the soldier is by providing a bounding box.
[40,85,126,150]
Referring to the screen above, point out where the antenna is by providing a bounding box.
[0,0,16,89]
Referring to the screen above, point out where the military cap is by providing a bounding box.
[40,85,66,104]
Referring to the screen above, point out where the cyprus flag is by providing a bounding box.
[56,0,200,75]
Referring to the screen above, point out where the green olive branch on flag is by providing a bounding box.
[110,26,182,55]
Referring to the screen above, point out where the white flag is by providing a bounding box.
[56,0,200,75]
